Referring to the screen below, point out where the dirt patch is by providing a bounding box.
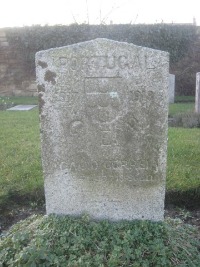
[0,205,199,236]
[165,207,200,229]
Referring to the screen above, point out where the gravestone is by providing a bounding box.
[7,105,37,111]
[195,72,200,113]
[36,39,169,221]
[169,74,175,103]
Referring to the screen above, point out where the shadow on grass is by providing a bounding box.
[0,188,45,214]
[1,187,199,212]
[165,188,200,209]
[0,187,199,232]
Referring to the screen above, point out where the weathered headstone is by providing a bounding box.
[169,74,175,103]
[36,39,169,221]
[195,72,200,113]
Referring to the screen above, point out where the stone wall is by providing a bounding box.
[0,29,37,96]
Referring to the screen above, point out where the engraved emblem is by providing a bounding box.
[85,78,122,123]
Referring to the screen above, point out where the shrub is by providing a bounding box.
[5,24,198,95]
[0,97,14,110]
[169,112,200,128]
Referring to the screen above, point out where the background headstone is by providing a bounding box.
[195,72,200,113]
[36,38,169,221]
[169,74,175,103]
[7,105,37,111]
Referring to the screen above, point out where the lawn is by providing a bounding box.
[0,98,199,210]
[0,97,199,267]
[168,102,195,116]
[0,96,38,106]
[175,95,195,102]
[167,128,200,195]
[168,95,195,117]
[0,108,43,208]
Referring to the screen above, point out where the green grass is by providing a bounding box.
[0,98,200,210]
[175,95,195,103]
[0,96,38,105]
[169,95,195,117]
[167,128,200,197]
[169,102,195,116]
[0,109,43,208]
[0,98,200,266]
[0,215,199,266]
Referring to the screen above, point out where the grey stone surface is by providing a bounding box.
[195,72,200,113]
[7,105,37,111]
[36,38,169,221]
[169,74,175,103]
